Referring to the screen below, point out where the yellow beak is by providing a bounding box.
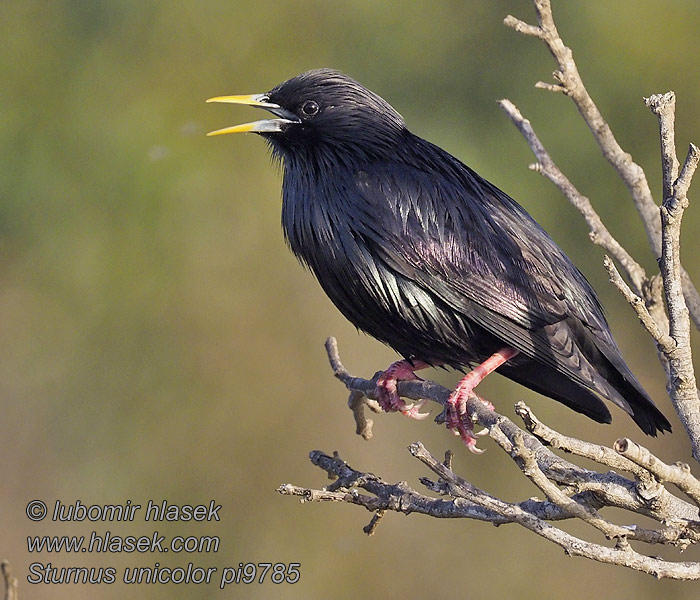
[206,93,298,136]
[206,94,278,108]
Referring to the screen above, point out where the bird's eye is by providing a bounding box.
[301,100,320,116]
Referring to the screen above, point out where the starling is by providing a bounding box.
[207,69,671,451]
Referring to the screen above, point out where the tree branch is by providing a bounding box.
[278,339,700,579]
[502,0,700,461]
[504,0,700,330]
[602,256,674,361]
[614,438,700,507]
[280,343,700,577]
[658,139,700,459]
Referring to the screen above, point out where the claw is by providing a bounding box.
[473,427,490,437]
[401,399,431,419]
[375,359,431,417]
[467,442,486,455]
[459,425,486,454]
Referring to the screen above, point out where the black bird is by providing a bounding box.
[207,69,671,451]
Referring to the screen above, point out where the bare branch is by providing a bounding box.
[323,338,700,521]
[645,92,680,202]
[603,256,674,355]
[658,142,700,459]
[534,80,567,94]
[505,0,700,329]
[615,438,700,507]
[646,93,700,329]
[280,337,700,577]
[503,0,700,460]
[280,452,605,525]
[511,432,637,540]
[280,438,700,579]
[514,401,660,487]
[502,15,545,40]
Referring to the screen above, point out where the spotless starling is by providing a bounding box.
[208,69,671,451]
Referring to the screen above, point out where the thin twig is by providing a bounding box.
[602,256,674,355]
[645,92,680,202]
[514,400,660,488]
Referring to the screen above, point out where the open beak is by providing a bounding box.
[206,94,299,136]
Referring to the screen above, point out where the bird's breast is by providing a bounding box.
[279,170,485,366]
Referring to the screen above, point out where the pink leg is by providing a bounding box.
[376,359,432,420]
[447,347,520,453]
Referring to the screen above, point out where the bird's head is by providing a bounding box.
[207,69,406,161]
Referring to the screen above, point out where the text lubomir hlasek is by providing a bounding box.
[51,500,221,522]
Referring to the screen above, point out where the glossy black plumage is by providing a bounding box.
[216,69,671,435]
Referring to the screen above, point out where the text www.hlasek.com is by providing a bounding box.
[28,531,219,553]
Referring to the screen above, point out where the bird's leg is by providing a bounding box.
[446,347,520,453]
[376,359,432,420]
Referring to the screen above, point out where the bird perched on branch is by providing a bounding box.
[207,68,671,451]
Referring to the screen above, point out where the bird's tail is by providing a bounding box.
[500,354,672,436]
[593,344,672,436]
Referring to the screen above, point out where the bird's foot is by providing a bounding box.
[376,359,431,420]
[446,377,495,454]
[443,348,518,452]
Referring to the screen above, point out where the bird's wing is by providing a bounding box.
[353,160,623,392]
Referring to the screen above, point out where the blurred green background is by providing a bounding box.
[2,1,699,598]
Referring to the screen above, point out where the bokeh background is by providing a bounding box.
[2,1,699,598]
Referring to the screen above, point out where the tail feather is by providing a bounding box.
[499,361,612,424]
[500,356,672,436]
[601,367,672,436]
[589,334,672,436]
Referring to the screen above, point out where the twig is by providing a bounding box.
[2,561,17,600]
[514,400,661,489]
[602,256,674,356]
[511,432,637,540]
[615,438,700,507]
[645,92,680,202]
[411,440,699,551]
